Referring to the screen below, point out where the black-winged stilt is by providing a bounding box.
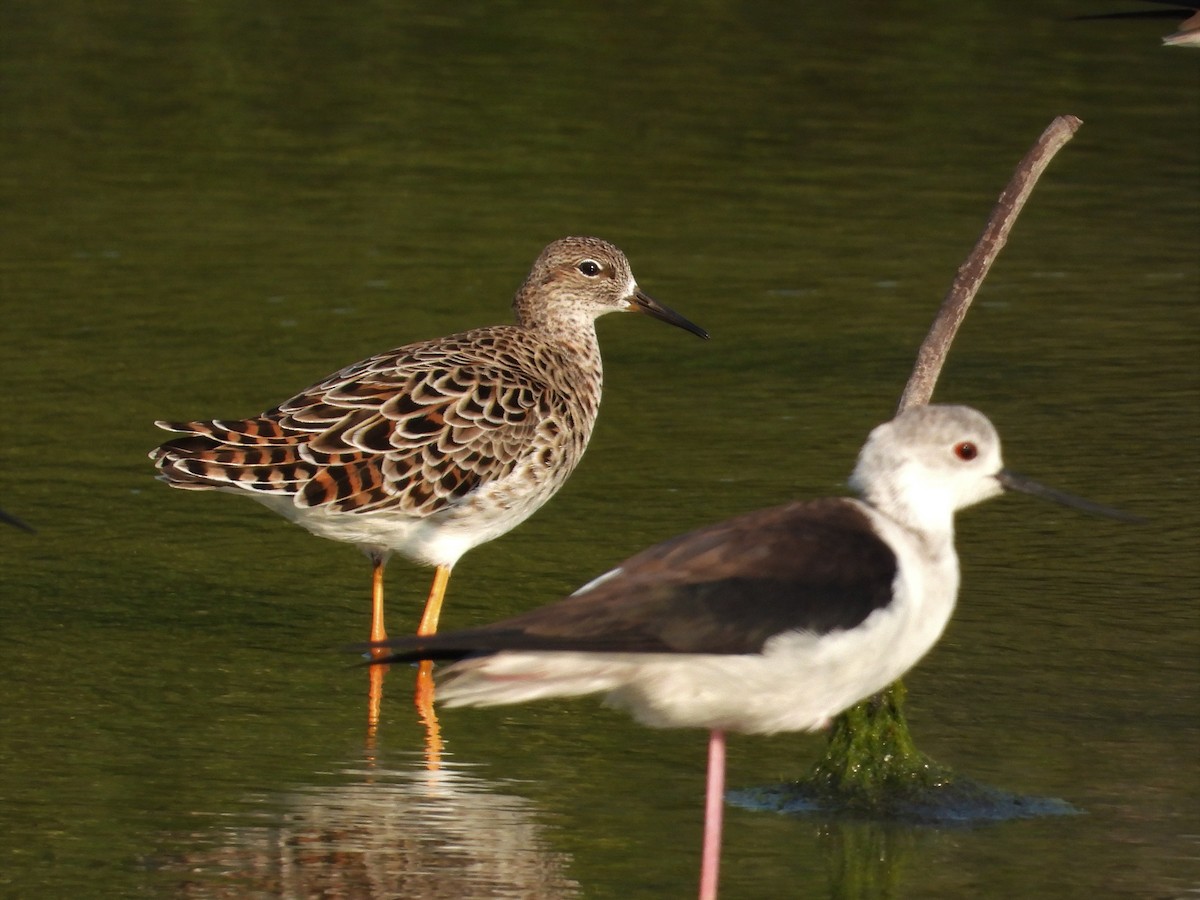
[368,404,1131,899]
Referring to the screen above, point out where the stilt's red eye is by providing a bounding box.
[954,442,978,461]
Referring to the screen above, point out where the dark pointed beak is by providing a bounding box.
[996,469,1143,523]
[629,290,709,340]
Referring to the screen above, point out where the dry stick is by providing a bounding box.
[810,116,1086,811]
[897,115,1083,413]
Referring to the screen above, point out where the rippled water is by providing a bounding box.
[1,2,1197,897]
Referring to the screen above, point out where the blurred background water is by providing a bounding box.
[1,2,1196,897]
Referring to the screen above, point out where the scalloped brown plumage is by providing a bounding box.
[151,236,708,646]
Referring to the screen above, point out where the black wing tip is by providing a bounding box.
[0,509,36,533]
[346,638,475,666]
[1071,5,1195,22]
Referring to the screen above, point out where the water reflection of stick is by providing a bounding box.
[898,115,1083,412]
[809,115,1084,812]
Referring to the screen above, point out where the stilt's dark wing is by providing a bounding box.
[371,498,898,662]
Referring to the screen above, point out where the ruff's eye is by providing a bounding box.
[577,260,601,277]
[954,441,978,461]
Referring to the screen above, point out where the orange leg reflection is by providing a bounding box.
[365,660,388,757]
[415,660,443,767]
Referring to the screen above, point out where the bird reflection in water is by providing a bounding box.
[165,758,580,899]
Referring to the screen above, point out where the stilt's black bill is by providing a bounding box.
[997,470,1143,523]
[631,290,710,340]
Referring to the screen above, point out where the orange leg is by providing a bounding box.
[416,564,453,636]
[369,553,388,651]
[415,564,452,769]
[365,552,389,756]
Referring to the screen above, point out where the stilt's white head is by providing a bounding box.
[850,405,1005,535]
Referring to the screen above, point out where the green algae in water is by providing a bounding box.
[730,682,1079,824]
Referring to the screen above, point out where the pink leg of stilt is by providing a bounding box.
[699,729,726,900]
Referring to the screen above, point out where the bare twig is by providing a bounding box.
[897,115,1083,413]
[805,115,1087,813]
